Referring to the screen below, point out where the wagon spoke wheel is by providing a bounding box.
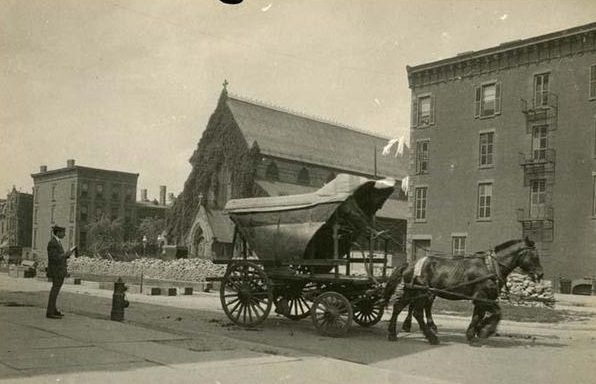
[311,291,353,337]
[276,281,317,321]
[220,261,272,327]
[352,296,384,327]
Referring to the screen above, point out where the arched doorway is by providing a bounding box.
[193,225,206,258]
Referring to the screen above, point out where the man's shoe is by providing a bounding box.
[46,314,61,319]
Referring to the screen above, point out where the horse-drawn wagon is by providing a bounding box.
[211,174,401,337]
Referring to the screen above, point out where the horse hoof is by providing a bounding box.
[388,334,398,342]
[429,324,438,333]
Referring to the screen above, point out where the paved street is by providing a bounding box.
[1,274,595,383]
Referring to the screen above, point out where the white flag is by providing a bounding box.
[382,138,399,155]
[395,135,405,157]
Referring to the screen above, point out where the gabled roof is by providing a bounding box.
[226,95,408,179]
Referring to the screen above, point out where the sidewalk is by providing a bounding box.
[0,275,454,384]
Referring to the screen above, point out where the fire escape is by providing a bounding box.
[517,92,557,242]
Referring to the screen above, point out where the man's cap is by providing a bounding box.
[51,225,66,232]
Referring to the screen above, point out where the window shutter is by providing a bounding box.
[495,82,502,114]
[474,86,481,118]
[430,95,436,125]
[411,97,418,128]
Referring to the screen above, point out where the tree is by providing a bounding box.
[137,217,167,256]
[87,215,124,256]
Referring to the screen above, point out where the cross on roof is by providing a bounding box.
[223,79,229,90]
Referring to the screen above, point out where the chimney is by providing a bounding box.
[159,185,166,205]
[141,189,148,202]
[66,159,75,168]
[40,165,47,173]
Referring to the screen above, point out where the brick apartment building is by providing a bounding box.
[168,87,409,259]
[406,22,596,280]
[0,187,33,261]
[31,160,139,255]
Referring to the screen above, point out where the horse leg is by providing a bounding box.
[466,305,484,344]
[401,304,413,332]
[424,296,438,333]
[478,303,501,339]
[413,303,439,345]
[388,299,409,342]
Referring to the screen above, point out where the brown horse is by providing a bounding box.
[383,238,543,345]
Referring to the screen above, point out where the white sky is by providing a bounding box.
[2,0,596,198]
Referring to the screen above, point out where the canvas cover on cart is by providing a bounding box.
[223,173,395,263]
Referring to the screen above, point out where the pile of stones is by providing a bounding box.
[65,256,225,282]
[500,272,555,307]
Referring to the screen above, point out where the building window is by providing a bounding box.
[475,82,501,118]
[297,167,310,185]
[534,73,550,107]
[81,182,88,198]
[479,132,494,167]
[111,185,120,201]
[51,184,56,201]
[530,179,547,218]
[96,184,104,199]
[452,236,466,256]
[70,183,76,199]
[34,187,39,203]
[414,187,428,221]
[51,205,55,223]
[416,140,430,174]
[590,64,596,99]
[69,204,75,223]
[81,206,88,222]
[125,187,134,202]
[532,125,549,160]
[33,229,37,249]
[80,231,87,250]
[412,94,435,128]
[477,183,492,219]
[34,207,38,224]
[68,228,74,248]
[266,161,279,181]
[111,206,119,220]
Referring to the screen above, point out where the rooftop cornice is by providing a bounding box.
[407,22,596,88]
[31,166,139,179]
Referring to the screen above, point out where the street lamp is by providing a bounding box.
[140,235,147,294]
[142,235,147,258]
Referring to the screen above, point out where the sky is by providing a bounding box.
[2,0,596,199]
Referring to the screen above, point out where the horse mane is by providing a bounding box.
[493,239,522,253]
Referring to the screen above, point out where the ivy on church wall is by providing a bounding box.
[167,93,260,243]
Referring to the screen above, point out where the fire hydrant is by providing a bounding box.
[110,277,129,321]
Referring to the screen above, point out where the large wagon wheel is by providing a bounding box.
[352,296,384,327]
[220,261,273,327]
[311,291,353,337]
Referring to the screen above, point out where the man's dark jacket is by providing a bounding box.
[47,237,68,278]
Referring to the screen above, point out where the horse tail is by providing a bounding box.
[383,262,408,308]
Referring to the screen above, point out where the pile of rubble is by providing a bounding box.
[65,256,225,282]
[500,272,555,307]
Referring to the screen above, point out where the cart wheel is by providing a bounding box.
[220,261,273,327]
[353,297,384,327]
[311,291,353,337]
[276,282,317,320]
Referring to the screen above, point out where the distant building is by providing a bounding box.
[0,187,33,262]
[136,186,169,222]
[31,160,139,256]
[169,87,409,260]
[406,22,596,279]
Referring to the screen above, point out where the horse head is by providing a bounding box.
[515,237,544,282]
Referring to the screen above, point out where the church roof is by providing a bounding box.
[226,95,408,179]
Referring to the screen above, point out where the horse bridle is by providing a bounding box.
[487,245,534,288]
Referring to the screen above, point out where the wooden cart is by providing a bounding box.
[212,174,400,337]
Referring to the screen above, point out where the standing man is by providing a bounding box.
[46,225,76,319]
